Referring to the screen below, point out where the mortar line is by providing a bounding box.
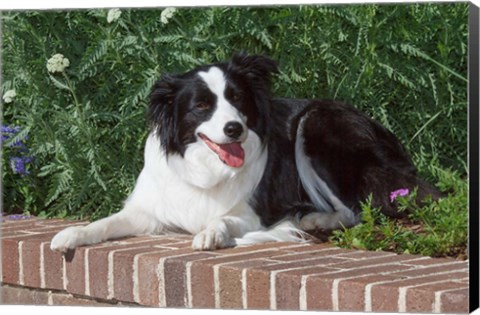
[213,264,221,308]
[186,261,193,308]
[84,248,90,295]
[299,275,308,310]
[62,255,68,291]
[241,268,248,309]
[332,278,341,311]
[18,241,24,285]
[47,290,53,305]
[270,270,277,310]
[40,242,46,288]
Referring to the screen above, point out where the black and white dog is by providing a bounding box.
[51,53,439,252]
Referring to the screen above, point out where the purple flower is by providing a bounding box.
[2,124,34,176]
[6,214,32,220]
[10,156,33,175]
[390,188,410,203]
[1,125,20,142]
[1,125,27,148]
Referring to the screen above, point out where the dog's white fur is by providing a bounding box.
[51,67,308,252]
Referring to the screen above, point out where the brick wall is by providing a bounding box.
[0,216,470,313]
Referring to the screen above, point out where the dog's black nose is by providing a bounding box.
[224,121,244,139]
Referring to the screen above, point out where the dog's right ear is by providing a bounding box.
[149,74,179,123]
[149,74,178,108]
[148,75,179,152]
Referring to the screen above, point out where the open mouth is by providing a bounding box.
[198,133,245,168]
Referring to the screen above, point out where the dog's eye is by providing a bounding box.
[232,94,241,102]
[196,102,211,111]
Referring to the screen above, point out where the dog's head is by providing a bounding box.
[148,52,277,180]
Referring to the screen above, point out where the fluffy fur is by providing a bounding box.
[51,53,440,252]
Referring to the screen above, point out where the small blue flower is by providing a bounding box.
[10,156,33,175]
[6,214,32,220]
[1,126,21,144]
[1,125,20,143]
[2,124,34,176]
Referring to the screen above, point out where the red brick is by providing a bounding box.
[50,292,114,306]
[401,257,459,266]
[159,240,193,249]
[0,230,31,238]
[0,218,43,229]
[2,218,471,313]
[406,281,469,313]
[305,275,334,311]
[306,263,412,311]
[190,250,280,308]
[370,271,469,312]
[218,259,273,309]
[2,233,58,285]
[331,253,425,269]
[85,240,167,300]
[338,274,403,311]
[269,248,352,262]
[34,219,87,227]
[43,242,64,290]
[392,261,468,277]
[245,265,274,309]
[135,247,200,306]
[282,243,339,253]
[1,231,57,240]
[1,220,44,234]
[1,239,20,284]
[335,250,399,259]
[440,288,469,313]
[164,252,216,307]
[65,248,86,296]
[245,257,341,310]
[215,242,296,254]
[113,247,170,303]
[21,240,42,288]
[0,284,116,306]
[275,265,335,310]
[1,283,49,304]
[1,221,85,238]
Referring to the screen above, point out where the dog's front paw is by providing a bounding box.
[50,226,85,253]
[192,227,232,251]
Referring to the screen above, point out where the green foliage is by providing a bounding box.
[330,166,468,258]
[1,4,468,228]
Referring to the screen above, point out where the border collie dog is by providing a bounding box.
[51,52,439,252]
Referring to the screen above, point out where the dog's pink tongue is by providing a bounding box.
[218,142,245,168]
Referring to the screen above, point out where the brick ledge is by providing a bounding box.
[0,217,469,313]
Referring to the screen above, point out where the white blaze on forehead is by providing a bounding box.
[196,67,247,143]
[198,67,227,98]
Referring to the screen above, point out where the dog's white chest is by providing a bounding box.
[127,133,267,234]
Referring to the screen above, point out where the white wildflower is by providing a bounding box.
[107,8,122,23]
[47,54,70,73]
[160,7,177,24]
[2,89,16,103]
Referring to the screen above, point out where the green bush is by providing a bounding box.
[1,4,468,226]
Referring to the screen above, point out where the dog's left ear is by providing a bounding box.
[228,52,279,85]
